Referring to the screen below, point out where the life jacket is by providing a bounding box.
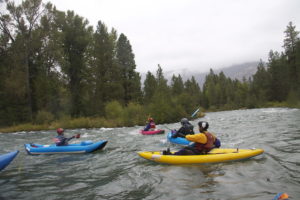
[150,122,156,129]
[54,135,67,146]
[194,131,215,153]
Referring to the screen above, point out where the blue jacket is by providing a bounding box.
[143,123,151,131]
[55,135,74,146]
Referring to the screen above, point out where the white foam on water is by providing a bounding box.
[128,129,140,135]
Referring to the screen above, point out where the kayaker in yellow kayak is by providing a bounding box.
[163,121,221,155]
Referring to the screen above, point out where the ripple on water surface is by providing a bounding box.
[0,108,300,200]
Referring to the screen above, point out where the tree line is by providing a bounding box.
[1,0,299,129]
[201,21,300,110]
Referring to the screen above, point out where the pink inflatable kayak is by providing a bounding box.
[140,129,165,135]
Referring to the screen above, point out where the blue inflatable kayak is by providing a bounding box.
[167,132,190,146]
[167,132,221,148]
[0,150,19,171]
[24,140,107,155]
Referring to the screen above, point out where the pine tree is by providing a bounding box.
[283,22,299,92]
[267,50,289,101]
[171,74,184,96]
[143,71,157,104]
[251,60,271,104]
[57,11,92,117]
[116,33,142,104]
[184,76,201,112]
[89,21,123,115]
[283,22,299,56]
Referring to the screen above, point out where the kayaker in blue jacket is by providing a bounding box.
[143,118,156,131]
[171,118,194,138]
[54,128,80,146]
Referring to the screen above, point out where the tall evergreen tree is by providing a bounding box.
[295,40,300,95]
[116,33,142,104]
[171,74,184,96]
[267,50,289,101]
[143,71,157,104]
[155,64,169,93]
[148,65,173,122]
[56,10,92,117]
[89,21,123,115]
[250,60,271,104]
[184,76,201,111]
[203,69,218,108]
[283,22,299,92]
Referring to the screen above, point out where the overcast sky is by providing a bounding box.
[43,0,300,74]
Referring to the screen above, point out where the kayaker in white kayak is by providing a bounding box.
[164,121,221,155]
[54,128,80,146]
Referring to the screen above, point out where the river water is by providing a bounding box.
[1,108,300,200]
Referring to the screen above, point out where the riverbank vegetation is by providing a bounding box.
[1,0,299,133]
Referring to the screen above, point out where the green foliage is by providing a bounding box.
[143,71,157,104]
[171,74,184,95]
[58,11,93,117]
[286,90,300,107]
[34,110,55,125]
[175,93,193,116]
[0,123,48,133]
[122,102,145,126]
[1,0,300,131]
[116,33,142,104]
[104,101,124,123]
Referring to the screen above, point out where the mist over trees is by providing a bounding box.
[1,0,299,128]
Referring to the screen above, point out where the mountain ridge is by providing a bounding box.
[164,61,260,86]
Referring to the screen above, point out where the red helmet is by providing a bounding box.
[148,117,153,122]
[57,128,64,134]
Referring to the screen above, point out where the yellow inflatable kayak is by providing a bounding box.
[138,148,264,164]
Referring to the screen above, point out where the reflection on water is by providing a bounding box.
[1,108,300,199]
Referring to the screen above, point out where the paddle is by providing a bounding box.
[191,107,200,118]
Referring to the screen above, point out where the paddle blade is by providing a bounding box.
[191,108,200,118]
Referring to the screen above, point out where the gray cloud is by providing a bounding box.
[44,0,300,74]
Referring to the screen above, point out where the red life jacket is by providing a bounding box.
[150,122,156,129]
[194,131,215,153]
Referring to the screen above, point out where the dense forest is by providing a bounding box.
[1,0,300,131]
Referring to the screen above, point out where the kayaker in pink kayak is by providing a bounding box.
[54,128,80,146]
[143,118,156,131]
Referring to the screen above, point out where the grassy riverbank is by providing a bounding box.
[0,112,206,133]
[0,117,117,133]
[1,100,299,133]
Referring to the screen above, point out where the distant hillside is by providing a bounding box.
[140,61,260,87]
[165,61,260,87]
